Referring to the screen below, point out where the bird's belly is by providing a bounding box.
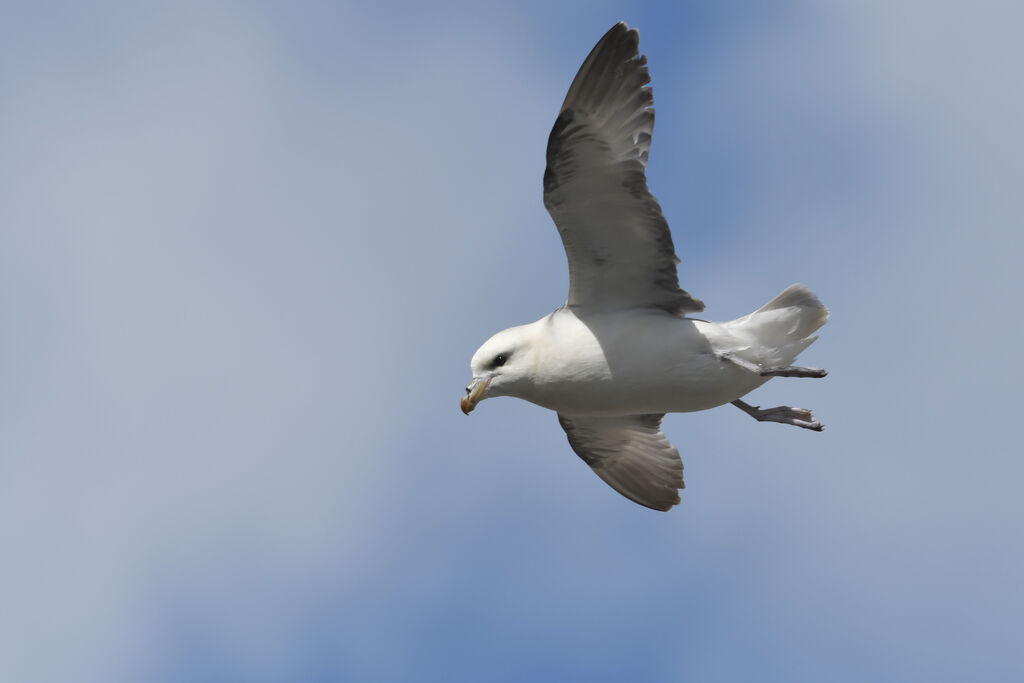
[535,365,765,416]
[530,319,768,416]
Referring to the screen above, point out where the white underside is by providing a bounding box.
[518,290,824,417]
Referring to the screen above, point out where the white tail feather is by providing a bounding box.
[726,284,829,367]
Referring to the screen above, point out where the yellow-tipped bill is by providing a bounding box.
[461,377,491,415]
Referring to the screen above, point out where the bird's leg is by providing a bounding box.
[720,353,827,378]
[731,399,824,431]
[758,365,828,378]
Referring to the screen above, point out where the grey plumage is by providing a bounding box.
[559,413,684,512]
[543,22,704,315]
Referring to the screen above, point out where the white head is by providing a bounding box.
[461,323,539,414]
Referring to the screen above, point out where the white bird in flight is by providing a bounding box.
[461,22,829,511]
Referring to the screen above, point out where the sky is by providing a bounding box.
[2,1,1022,681]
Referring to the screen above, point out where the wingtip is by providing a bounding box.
[596,21,639,53]
[646,492,681,513]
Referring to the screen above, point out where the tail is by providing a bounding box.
[727,284,829,366]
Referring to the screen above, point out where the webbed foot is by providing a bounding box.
[731,399,824,431]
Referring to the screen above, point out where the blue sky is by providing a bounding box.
[2,1,1022,681]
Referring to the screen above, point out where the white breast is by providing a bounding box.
[523,308,767,416]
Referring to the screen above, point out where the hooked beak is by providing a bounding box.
[460,377,491,415]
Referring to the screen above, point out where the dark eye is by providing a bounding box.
[492,353,509,368]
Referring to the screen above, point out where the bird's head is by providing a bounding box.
[461,325,537,414]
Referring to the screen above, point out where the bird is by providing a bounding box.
[460,22,828,512]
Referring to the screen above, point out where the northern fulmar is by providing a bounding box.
[461,22,829,511]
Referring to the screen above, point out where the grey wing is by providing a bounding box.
[543,22,704,315]
[558,413,684,511]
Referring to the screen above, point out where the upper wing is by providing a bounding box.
[543,22,704,314]
[558,413,684,511]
